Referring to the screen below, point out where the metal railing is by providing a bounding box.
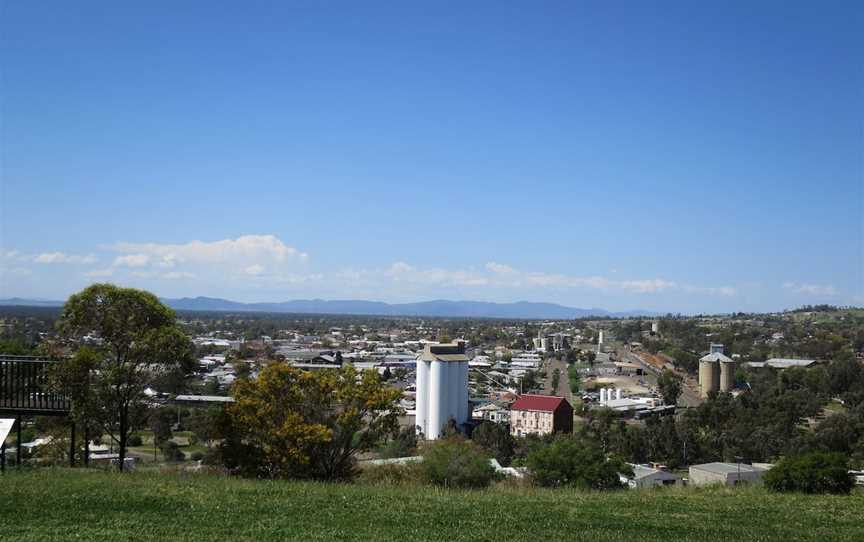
[0,356,71,414]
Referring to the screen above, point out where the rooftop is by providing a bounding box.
[174,395,235,403]
[511,394,569,412]
[746,358,818,369]
[690,462,766,474]
[699,352,734,363]
[418,341,470,363]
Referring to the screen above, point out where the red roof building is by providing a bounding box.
[510,394,573,437]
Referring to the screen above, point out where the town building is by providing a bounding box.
[509,395,573,437]
[472,401,511,424]
[745,358,819,369]
[620,463,682,489]
[688,462,770,486]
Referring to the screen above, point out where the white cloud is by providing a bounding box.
[113,254,150,268]
[0,266,32,277]
[782,282,838,296]
[386,262,490,286]
[619,279,678,293]
[243,264,265,276]
[111,235,308,265]
[34,252,97,265]
[682,285,737,296]
[84,268,114,278]
[485,262,518,275]
[161,271,195,280]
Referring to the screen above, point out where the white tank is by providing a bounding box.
[428,360,445,439]
[600,388,606,403]
[458,361,469,424]
[415,359,429,436]
[615,388,622,400]
[447,361,459,422]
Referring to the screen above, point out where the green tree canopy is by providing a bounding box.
[657,369,683,406]
[228,363,402,480]
[54,284,194,470]
[527,436,631,489]
[764,452,853,494]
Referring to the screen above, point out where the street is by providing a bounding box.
[542,356,573,402]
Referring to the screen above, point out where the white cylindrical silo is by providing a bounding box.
[429,360,445,439]
[600,388,606,403]
[447,361,459,423]
[415,359,429,437]
[459,361,471,423]
[458,361,469,424]
[615,388,622,400]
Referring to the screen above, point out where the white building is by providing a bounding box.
[511,352,542,369]
[620,464,682,489]
[415,341,470,440]
[472,402,511,424]
[688,462,770,486]
[746,358,818,369]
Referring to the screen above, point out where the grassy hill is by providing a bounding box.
[1,469,862,541]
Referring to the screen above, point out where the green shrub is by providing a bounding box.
[127,434,143,447]
[190,451,204,461]
[421,438,496,489]
[472,421,515,466]
[161,441,185,462]
[379,426,417,459]
[526,436,630,489]
[356,462,424,486]
[764,452,853,494]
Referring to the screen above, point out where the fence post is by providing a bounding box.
[16,414,22,468]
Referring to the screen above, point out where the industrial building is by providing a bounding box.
[414,341,470,440]
[688,462,770,486]
[745,358,820,370]
[620,463,682,489]
[698,343,737,397]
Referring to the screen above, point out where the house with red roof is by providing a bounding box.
[509,394,573,437]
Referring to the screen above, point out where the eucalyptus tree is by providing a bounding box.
[55,284,194,470]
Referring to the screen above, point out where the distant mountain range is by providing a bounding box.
[0,296,657,319]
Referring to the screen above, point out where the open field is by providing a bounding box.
[1,469,862,541]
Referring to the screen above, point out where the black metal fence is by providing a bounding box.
[0,356,71,415]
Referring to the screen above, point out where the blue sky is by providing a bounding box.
[1,1,861,313]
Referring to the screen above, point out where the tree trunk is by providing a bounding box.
[118,406,127,472]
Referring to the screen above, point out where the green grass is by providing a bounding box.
[1,469,862,541]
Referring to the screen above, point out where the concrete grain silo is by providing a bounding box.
[719,360,736,392]
[699,359,720,398]
[415,341,470,439]
[699,344,734,397]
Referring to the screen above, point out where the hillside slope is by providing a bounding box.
[0,470,862,541]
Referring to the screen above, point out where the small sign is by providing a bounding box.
[0,418,15,445]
